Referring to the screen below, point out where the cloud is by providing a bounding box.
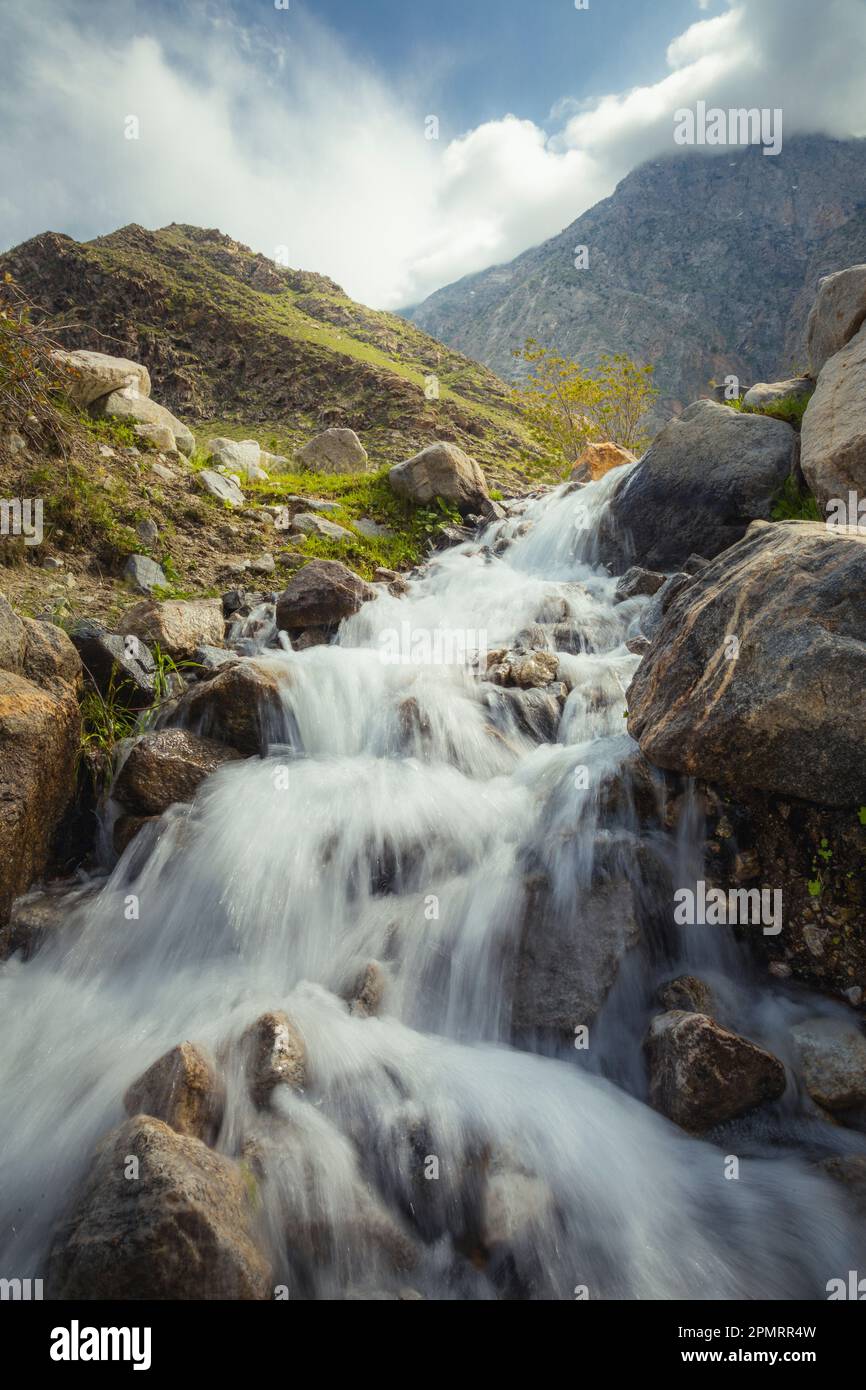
[0,0,864,311]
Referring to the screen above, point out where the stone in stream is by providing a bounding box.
[113,728,244,816]
[124,1042,226,1145]
[275,558,375,634]
[241,1010,307,1107]
[486,648,560,689]
[791,1018,866,1112]
[644,1011,786,1132]
[657,975,714,1016]
[570,441,636,482]
[48,1115,272,1299]
[166,660,284,755]
[614,565,667,602]
[119,596,225,661]
[0,882,97,962]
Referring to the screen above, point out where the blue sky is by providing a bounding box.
[0,0,863,308]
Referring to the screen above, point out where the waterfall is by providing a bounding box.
[1,473,863,1300]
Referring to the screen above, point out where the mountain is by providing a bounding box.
[0,223,532,476]
[407,136,866,418]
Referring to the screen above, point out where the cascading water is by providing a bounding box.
[2,471,865,1300]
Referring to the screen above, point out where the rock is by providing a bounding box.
[481,1170,555,1251]
[792,1018,866,1111]
[123,554,167,595]
[807,264,866,376]
[167,660,283,755]
[291,512,352,541]
[487,649,559,689]
[136,517,159,549]
[0,670,80,928]
[42,556,64,571]
[113,813,159,857]
[614,566,667,602]
[133,422,178,453]
[0,592,26,671]
[484,686,564,745]
[602,400,797,571]
[627,521,866,806]
[353,517,391,539]
[207,437,265,480]
[296,428,368,475]
[389,441,489,515]
[657,975,714,1015]
[638,572,693,641]
[150,460,178,484]
[94,386,194,455]
[123,1043,225,1145]
[512,875,640,1038]
[743,377,815,411]
[48,1115,271,1299]
[645,1011,786,1132]
[801,320,866,509]
[480,498,507,524]
[53,348,151,407]
[21,618,82,693]
[0,882,96,962]
[819,1156,866,1217]
[197,469,245,507]
[570,441,636,482]
[347,961,387,1018]
[241,1011,306,1106]
[68,618,157,708]
[113,729,243,816]
[119,597,224,661]
[247,554,276,576]
[275,559,375,634]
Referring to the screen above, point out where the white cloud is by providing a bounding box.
[0,0,864,310]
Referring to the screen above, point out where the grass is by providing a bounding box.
[723,390,812,430]
[771,475,823,523]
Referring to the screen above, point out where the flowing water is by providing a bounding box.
[2,472,865,1299]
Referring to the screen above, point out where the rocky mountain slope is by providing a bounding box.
[408,135,866,417]
[0,223,532,475]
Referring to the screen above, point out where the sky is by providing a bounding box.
[0,0,864,310]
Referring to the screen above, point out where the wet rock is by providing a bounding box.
[167,661,284,755]
[119,596,224,661]
[645,1011,786,1132]
[602,400,797,571]
[0,670,80,929]
[487,649,559,689]
[48,1115,271,1299]
[296,427,368,474]
[481,1169,555,1252]
[792,1018,866,1111]
[615,566,667,602]
[570,441,636,482]
[0,882,96,961]
[124,1042,225,1145]
[347,961,387,1018]
[807,263,866,376]
[113,813,160,857]
[192,644,242,675]
[627,521,866,806]
[480,498,507,523]
[485,686,564,745]
[512,874,640,1039]
[68,617,157,708]
[389,441,489,515]
[638,572,692,641]
[241,1011,307,1106]
[275,559,375,634]
[657,975,714,1015]
[53,348,151,407]
[819,1155,866,1217]
[123,554,168,595]
[801,319,866,508]
[114,728,244,816]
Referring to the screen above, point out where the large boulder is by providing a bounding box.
[94,387,194,456]
[389,442,489,515]
[0,670,80,927]
[167,660,284,755]
[119,597,224,661]
[54,348,151,408]
[645,1011,786,1132]
[275,559,374,634]
[207,437,267,481]
[801,320,866,509]
[296,428,368,475]
[792,1018,866,1112]
[570,441,636,482]
[601,400,797,571]
[124,1043,226,1145]
[512,874,640,1039]
[627,522,866,807]
[113,729,243,816]
[742,377,815,411]
[21,617,83,692]
[48,1115,271,1299]
[806,264,866,376]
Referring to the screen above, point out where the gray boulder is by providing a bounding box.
[801,320,866,509]
[69,618,157,708]
[197,469,245,507]
[276,559,375,633]
[94,386,194,455]
[806,263,866,376]
[389,441,489,515]
[743,377,815,410]
[296,428,368,475]
[627,521,866,807]
[792,1018,866,1111]
[119,596,224,661]
[602,400,797,571]
[291,512,352,541]
[53,348,151,407]
[123,554,167,595]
